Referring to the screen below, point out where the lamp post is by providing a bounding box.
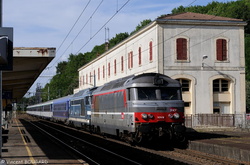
[202,55,208,67]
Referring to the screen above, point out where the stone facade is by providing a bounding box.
[76,12,247,116]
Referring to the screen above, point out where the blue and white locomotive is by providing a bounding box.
[27,73,186,143]
[68,87,96,128]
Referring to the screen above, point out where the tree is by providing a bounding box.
[130,19,152,35]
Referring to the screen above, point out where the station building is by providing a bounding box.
[76,12,247,126]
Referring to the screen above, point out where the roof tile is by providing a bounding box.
[160,12,243,21]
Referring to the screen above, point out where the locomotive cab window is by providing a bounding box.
[85,96,92,105]
[134,87,181,100]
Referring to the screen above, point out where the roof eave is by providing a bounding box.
[156,19,247,26]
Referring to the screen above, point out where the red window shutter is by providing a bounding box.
[114,59,116,74]
[103,65,105,79]
[98,68,100,80]
[86,74,88,84]
[108,63,110,76]
[130,51,133,68]
[121,56,124,72]
[90,72,92,83]
[222,40,227,60]
[217,39,223,61]
[217,39,227,61]
[176,38,187,60]
[149,41,153,61]
[138,47,141,65]
[128,53,130,69]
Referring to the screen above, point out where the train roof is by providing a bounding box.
[94,73,181,93]
[71,87,97,99]
[53,95,73,104]
[27,100,53,108]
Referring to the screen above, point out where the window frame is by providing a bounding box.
[213,79,229,93]
[175,37,189,62]
[149,41,153,62]
[216,38,229,62]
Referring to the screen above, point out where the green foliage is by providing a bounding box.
[40,33,130,102]
[42,53,89,101]
[109,32,129,48]
[246,81,250,113]
[130,19,152,35]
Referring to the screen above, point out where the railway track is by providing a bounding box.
[25,117,249,165]
[25,118,184,165]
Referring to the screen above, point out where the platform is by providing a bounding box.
[187,128,250,163]
[1,116,88,165]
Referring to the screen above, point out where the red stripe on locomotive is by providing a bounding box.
[134,112,185,123]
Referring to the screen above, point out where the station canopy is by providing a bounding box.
[2,47,56,102]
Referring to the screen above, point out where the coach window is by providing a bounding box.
[81,99,85,116]
[85,96,91,105]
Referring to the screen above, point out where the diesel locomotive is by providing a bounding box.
[27,73,186,144]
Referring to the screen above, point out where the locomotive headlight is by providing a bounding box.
[173,113,180,119]
[141,113,148,119]
[168,114,173,119]
[148,114,154,119]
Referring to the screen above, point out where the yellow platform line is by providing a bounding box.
[15,119,36,165]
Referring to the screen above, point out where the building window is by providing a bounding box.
[149,41,153,61]
[121,56,124,72]
[213,79,229,92]
[184,102,190,108]
[128,51,133,69]
[138,47,142,66]
[114,59,116,75]
[82,76,84,85]
[98,68,100,80]
[86,74,88,84]
[90,72,92,83]
[177,79,190,92]
[103,65,105,79]
[216,39,227,61]
[213,107,220,114]
[108,62,110,77]
[176,38,187,60]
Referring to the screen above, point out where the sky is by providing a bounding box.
[2,0,236,97]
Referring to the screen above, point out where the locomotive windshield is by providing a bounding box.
[135,87,181,100]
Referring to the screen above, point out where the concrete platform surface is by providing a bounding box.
[187,129,250,163]
[1,117,88,165]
